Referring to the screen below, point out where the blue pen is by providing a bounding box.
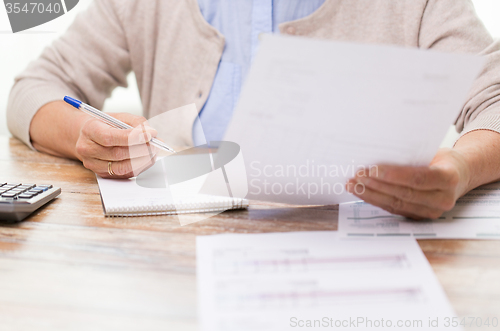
[64,96,176,153]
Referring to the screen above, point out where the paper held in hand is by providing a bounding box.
[224,34,485,205]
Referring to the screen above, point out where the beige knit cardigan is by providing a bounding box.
[7,0,500,149]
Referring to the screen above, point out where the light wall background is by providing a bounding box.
[0,0,499,140]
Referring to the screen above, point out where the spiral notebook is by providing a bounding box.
[96,175,249,217]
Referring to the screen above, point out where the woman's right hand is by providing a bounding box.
[75,112,158,179]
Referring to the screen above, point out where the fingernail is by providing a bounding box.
[144,126,158,137]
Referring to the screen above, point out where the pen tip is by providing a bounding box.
[64,96,82,109]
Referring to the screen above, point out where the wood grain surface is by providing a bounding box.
[0,136,499,331]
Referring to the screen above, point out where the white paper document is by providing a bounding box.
[197,232,459,331]
[339,182,500,239]
[224,34,484,205]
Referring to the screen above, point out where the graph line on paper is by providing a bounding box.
[213,250,410,275]
[215,281,424,312]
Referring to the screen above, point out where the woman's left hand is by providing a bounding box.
[346,148,472,220]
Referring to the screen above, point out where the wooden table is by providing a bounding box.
[0,135,499,331]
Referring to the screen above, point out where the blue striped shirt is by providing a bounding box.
[193,0,325,145]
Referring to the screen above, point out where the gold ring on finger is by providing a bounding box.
[108,161,116,177]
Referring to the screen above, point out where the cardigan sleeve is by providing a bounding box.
[6,0,131,149]
[419,0,500,138]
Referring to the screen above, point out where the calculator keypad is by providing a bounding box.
[0,183,53,200]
